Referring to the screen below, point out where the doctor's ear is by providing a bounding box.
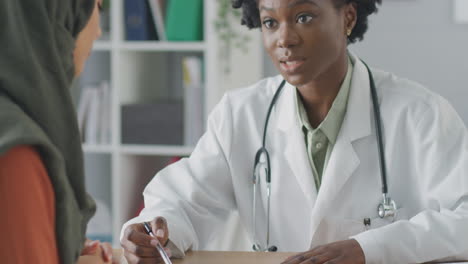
[343,2,357,37]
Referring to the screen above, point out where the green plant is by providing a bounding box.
[213,0,252,73]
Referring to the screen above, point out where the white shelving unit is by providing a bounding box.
[76,0,263,246]
[119,42,206,52]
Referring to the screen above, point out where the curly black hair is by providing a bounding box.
[232,0,382,44]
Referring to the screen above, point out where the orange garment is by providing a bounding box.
[0,146,59,264]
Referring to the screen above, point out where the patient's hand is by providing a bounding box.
[77,239,118,264]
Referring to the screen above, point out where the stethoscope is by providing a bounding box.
[252,61,397,252]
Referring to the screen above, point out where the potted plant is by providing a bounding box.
[214,0,251,73]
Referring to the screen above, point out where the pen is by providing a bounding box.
[143,222,173,264]
[363,218,371,231]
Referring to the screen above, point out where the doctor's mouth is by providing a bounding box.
[279,57,307,74]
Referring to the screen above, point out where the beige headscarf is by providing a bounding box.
[0,0,96,262]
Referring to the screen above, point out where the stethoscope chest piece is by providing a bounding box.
[378,194,397,220]
[253,244,278,252]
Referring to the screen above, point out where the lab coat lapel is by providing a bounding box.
[309,55,373,246]
[276,81,319,205]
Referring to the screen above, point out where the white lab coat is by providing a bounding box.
[122,53,468,263]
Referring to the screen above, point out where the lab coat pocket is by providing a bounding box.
[336,219,366,239]
[314,217,364,243]
[336,217,390,240]
[337,207,410,239]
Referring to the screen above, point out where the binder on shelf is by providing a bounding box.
[165,0,203,41]
[85,88,101,145]
[77,87,94,142]
[147,0,167,41]
[124,0,157,41]
[182,56,204,146]
[77,81,112,145]
[99,82,111,144]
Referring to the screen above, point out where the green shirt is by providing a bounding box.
[295,56,353,190]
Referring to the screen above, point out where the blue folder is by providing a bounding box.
[124,0,157,41]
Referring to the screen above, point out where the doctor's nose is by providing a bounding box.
[277,25,300,48]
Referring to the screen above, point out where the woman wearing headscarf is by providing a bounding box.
[0,0,114,263]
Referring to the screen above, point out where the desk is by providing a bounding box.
[172,251,293,264]
[117,250,468,264]
[118,250,294,264]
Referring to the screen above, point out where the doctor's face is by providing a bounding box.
[259,0,356,87]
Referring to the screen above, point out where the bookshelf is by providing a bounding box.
[76,0,263,246]
[93,41,113,51]
[120,42,206,51]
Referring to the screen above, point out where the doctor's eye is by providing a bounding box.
[296,14,314,24]
[262,18,278,29]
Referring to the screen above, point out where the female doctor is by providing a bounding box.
[120,0,468,263]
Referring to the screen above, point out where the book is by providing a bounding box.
[77,87,94,142]
[77,82,112,145]
[147,0,167,41]
[182,56,204,146]
[85,86,101,145]
[165,0,203,41]
[124,0,157,41]
[98,82,111,144]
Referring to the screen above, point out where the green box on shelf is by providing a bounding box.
[165,0,203,41]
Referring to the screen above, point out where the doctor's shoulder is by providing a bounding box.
[224,75,283,108]
[211,75,284,121]
[372,68,462,126]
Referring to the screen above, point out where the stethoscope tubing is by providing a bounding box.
[252,60,395,252]
[363,61,389,195]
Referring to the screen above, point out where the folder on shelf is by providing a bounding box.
[77,82,112,145]
[165,0,203,41]
[77,87,94,142]
[85,87,101,145]
[99,82,111,144]
[124,0,157,41]
[147,0,167,41]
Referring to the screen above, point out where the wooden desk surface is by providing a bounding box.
[117,250,468,263]
[117,250,294,264]
[172,251,294,264]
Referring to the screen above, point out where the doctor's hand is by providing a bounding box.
[120,217,172,264]
[281,239,365,264]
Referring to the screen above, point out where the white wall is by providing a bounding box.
[263,0,468,124]
[217,24,263,94]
